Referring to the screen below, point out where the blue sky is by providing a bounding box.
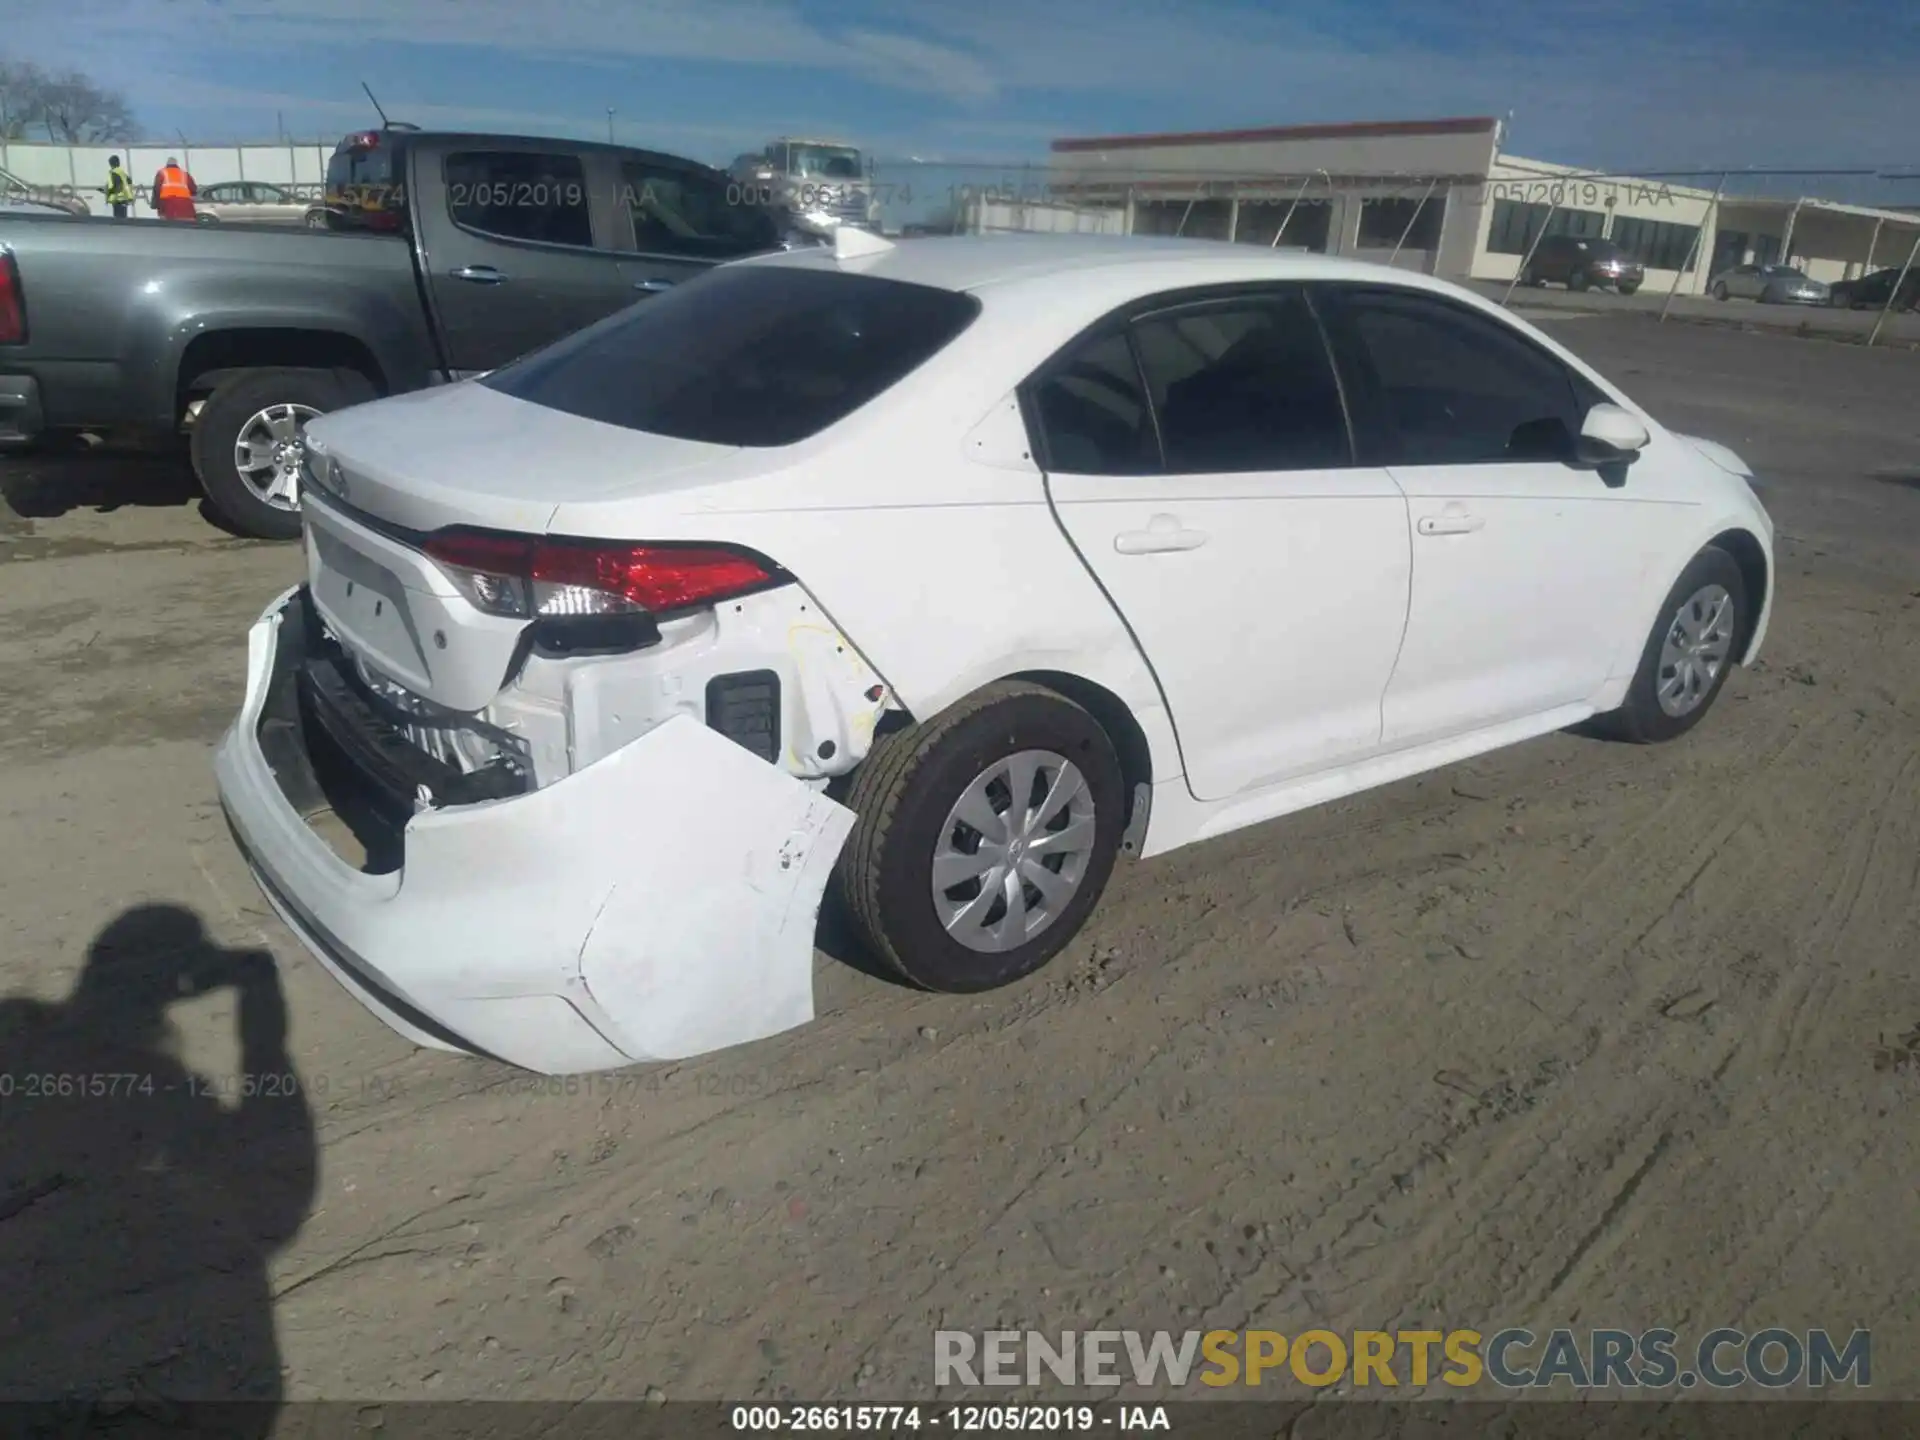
[10,0,1920,209]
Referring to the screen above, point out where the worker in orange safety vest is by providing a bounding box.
[152,157,198,221]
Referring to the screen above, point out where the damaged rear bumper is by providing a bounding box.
[213,586,856,1075]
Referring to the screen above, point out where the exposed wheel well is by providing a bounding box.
[1709,528,1769,657]
[177,329,387,422]
[1011,670,1155,845]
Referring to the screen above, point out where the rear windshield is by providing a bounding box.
[481,265,982,447]
[326,141,405,231]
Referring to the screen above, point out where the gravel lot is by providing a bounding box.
[1,312,1916,1414]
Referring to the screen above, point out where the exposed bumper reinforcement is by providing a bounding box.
[214,585,857,1074]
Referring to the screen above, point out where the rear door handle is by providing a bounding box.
[1417,512,1485,536]
[631,278,674,292]
[1114,515,1210,555]
[449,265,507,284]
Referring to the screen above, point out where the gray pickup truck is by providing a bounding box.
[0,126,780,538]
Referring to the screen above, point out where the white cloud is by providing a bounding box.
[14,0,1000,104]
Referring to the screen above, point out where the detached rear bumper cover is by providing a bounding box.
[214,586,856,1075]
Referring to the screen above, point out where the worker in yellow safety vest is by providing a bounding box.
[105,156,136,218]
[152,157,197,221]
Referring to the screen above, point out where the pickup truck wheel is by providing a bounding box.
[835,681,1125,994]
[190,368,374,540]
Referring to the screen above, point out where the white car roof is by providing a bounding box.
[740,233,1444,297]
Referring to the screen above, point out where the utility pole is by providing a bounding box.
[1867,227,1920,349]
[606,109,615,143]
[1661,173,1727,321]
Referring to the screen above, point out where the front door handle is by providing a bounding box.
[1114,515,1210,555]
[1417,512,1485,536]
[631,278,674,292]
[449,265,507,284]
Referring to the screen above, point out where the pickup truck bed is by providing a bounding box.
[0,128,781,539]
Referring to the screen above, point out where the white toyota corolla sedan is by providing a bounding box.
[214,230,1775,1075]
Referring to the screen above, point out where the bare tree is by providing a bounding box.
[0,56,138,143]
[0,59,45,141]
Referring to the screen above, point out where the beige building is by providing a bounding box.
[1014,116,1920,298]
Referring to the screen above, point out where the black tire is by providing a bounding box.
[835,681,1126,993]
[190,367,374,540]
[304,208,328,229]
[1568,269,1590,293]
[1712,281,1729,301]
[198,214,221,224]
[1597,546,1749,745]
[1617,281,1641,296]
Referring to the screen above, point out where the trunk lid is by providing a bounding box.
[299,383,741,713]
[300,382,739,535]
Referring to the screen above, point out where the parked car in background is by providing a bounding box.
[1827,266,1920,312]
[1708,263,1828,305]
[0,127,780,539]
[196,180,328,228]
[213,232,1775,1075]
[1520,234,1645,294]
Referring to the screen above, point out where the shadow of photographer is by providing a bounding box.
[0,904,318,1435]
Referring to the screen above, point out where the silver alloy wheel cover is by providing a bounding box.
[233,402,322,511]
[931,748,1097,955]
[1656,582,1735,718]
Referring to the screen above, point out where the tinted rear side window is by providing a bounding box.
[446,150,593,247]
[482,265,981,447]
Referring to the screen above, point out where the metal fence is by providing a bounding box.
[1,138,340,211]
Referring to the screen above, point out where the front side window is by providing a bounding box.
[1130,292,1351,474]
[1324,287,1585,466]
[622,161,778,260]
[482,265,980,447]
[444,150,592,248]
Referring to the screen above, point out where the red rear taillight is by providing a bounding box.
[0,251,26,346]
[423,529,783,619]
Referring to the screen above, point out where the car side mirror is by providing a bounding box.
[1573,402,1650,468]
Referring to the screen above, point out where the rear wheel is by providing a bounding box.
[189,368,375,540]
[1568,269,1590,293]
[835,681,1126,993]
[1712,281,1729,300]
[1618,280,1641,296]
[1597,546,1748,744]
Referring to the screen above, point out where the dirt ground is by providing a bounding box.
[0,312,1915,1414]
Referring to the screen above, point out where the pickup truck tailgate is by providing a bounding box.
[303,492,526,713]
